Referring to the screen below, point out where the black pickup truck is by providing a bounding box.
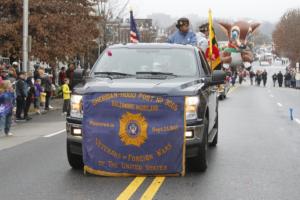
[66,43,225,172]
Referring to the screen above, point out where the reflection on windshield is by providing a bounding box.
[92,48,199,77]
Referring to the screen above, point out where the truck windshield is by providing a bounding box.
[92,48,199,77]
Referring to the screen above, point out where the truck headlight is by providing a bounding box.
[71,95,83,118]
[185,96,199,121]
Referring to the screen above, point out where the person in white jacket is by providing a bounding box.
[196,23,209,53]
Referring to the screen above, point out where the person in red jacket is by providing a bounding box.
[66,64,75,90]
[59,67,66,86]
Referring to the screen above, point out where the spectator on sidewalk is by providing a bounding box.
[272,73,277,87]
[15,72,27,121]
[262,70,268,87]
[1,70,9,81]
[291,71,296,88]
[12,62,20,75]
[284,71,291,87]
[50,64,57,85]
[8,65,17,80]
[231,72,237,86]
[62,78,71,116]
[43,74,53,111]
[34,79,43,114]
[238,70,244,85]
[24,72,35,120]
[0,81,6,134]
[33,64,41,80]
[0,81,15,136]
[66,63,75,90]
[249,70,255,85]
[59,67,66,86]
[256,70,262,86]
[34,66,45,81]
[277,71,283,87]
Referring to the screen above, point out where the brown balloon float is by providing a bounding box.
[218,21,260,70]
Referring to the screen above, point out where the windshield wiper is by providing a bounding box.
[94,72,134,76]
[136,71,178,80]
[136,71,177,76]
[94,72,134,79]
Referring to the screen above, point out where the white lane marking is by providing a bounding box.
[277,103,283,107]
[295,118,300,125]
[44,129,66,138]
[269,94,274,98]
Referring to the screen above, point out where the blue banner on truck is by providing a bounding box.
[82,93,186,176]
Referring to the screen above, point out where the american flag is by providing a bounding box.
[130,10,140,43]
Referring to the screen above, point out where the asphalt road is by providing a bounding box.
[1,65,300,200]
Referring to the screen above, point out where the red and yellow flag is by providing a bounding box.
[206,9,221,70]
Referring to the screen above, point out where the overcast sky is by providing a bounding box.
[129,0,299,22]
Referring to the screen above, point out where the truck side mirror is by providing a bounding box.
[72,69,85,89]
[210,70,226,86]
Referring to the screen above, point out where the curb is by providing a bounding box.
[28,107,62,117]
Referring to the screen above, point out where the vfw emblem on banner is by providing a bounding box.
[83,93,186,176]
[119,112,148,147]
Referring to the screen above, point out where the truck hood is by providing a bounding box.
[75,77,204,96]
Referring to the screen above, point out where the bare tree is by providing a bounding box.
[273,8,300,67]
[96,0,129,52]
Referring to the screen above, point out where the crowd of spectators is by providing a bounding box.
[0,61,76,136]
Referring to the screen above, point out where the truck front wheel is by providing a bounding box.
[191,118,208,172]
[67,141,83,169]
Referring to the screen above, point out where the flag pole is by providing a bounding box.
[208,9,213,69]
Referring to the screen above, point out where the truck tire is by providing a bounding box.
[210,113,218,147]
[67,141,83,169]
[192,118,208,172]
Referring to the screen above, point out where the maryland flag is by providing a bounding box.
[206,9,222,70]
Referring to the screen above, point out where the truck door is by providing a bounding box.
[198,50,217,133]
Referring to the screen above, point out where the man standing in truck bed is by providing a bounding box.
[167,17,197,46]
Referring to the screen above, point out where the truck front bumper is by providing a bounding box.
[66,118,205,159]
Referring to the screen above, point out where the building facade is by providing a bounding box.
[105,18,157,44]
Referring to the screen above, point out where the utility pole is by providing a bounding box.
[23,0,29,72]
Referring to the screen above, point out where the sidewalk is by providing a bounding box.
[28,98,64,116]
[8,98,64,128]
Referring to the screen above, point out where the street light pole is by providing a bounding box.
[23,0,29,72]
